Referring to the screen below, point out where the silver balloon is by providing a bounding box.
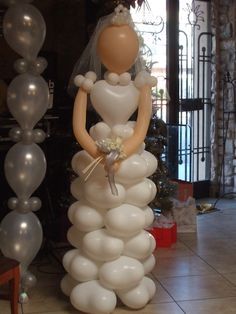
[33,129,46,143]
[7,196,42,212]
[0,211,43,272]
[4,142,46,199]
[1,0,33,7]
[9,127,22,142]
[14,58,29,74]
[21,270,37,291]
[7,197,18,210]
[19,292,29,304]
[17,199,31,213]
[29,197,42,212]
[22,130,34,144]
[3,4,46,60]
[31,57,48,75]
[14,57,48,75]
[7,73,49,130]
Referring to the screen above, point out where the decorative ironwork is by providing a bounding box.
[185,0,204,29]
[179,0,211,182]
[136,16,164,44]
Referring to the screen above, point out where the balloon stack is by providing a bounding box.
[0,0,49,300]
[61,5,157,314]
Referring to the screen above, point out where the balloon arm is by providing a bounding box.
[73,88,100,159]
[122,84,152,157]
[73,85,151,174]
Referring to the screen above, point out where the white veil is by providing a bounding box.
[67,8,145,97]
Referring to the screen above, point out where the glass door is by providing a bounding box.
[131,0,212,187]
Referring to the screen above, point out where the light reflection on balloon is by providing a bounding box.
[4,142,46,200]
[3,4,46,60]
[0,211,43,272]
[7,73,49,130]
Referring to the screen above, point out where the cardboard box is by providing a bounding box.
[172,179,193,201]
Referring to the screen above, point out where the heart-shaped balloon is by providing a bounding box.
[90,81,139,127]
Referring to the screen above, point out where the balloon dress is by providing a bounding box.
[61,5,158,314]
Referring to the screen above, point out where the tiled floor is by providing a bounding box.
[1,198,236,314]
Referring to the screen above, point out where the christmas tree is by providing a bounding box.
[146,111,177,218]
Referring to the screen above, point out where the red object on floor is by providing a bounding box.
[148,223,177,248]
[0,257,20,314]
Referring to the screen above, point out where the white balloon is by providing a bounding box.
[83,229,124,262]
[70,280,117,314]
[142,206,155,228]
[125,178,157,207]
[123,230,155,259]
[141,150,158,177]
[119,72,131,86]
[89,122,111,141]
[70,254,100,282]
[115,154,148,185]
[67,226,85,248]
[71,150,105,180]
[85,71,97,82]
[68,200,106,232]
[99,256,144,290]
[90,80,139,127]
[111,123,134,139]
[60,274,78,297]
[117,277,156,309]
[84,177,126,209]
[104,204,146,237]
[62,249,79,273]
[67,202,77,222]
[70,177,84,200]
[142,254,156,275]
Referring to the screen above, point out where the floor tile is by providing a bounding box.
[178,297,236,314]
[112,303,185,314]
[0,300,21,314]
[158,274,236,301]
[31,303,185,314]
[154,241,195,258]
[181,237,236,256]
[222,273,236,285]
[202,254,236,274]
[152,255,217,278]
[150,281,173,303]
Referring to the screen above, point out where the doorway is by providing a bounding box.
[132,0,212,195]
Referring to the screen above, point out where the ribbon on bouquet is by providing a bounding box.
[82,137,126,196]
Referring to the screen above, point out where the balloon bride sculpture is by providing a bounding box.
[61,5,158,313]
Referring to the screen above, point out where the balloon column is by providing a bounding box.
[0,0,49,299]
[61,5,157,314]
